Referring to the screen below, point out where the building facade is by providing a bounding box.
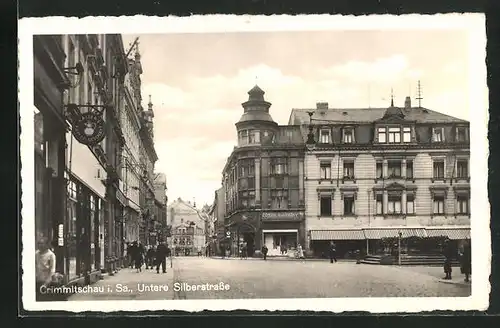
[168,198,206,255]
[288,97,470,259]
[153,173,169,242]
[209,187,226,255]
[222,86,306,257]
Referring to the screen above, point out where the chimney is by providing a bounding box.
[316,102,328,110]
[404,96,411,109]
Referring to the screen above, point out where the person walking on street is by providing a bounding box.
[156,242,170,274]
[442,238,453,280]
[35,237,56,301]
[261,244,268,261]
[329,241,337,263]
[146,246,156,270]
[461,239,471,282]
[132,241,143,272]
[297,244,305,259]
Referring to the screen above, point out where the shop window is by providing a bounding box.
[343,196,355,215]
[433,161,445,179]
[343,161,355,179]
[320,162,331,180]
[388,161,402,178]
[403,127,412,143]
[388,127,401,143]
[406,160,414,179]
[378,127,387,143]
[433,195,445,215]
[457,160,468,179]
[407,195,415,214]
[376,162,383,179]
[320,195,332,216]
[387,195,402,214]
[376,194,383,215]
[320,129,331,143]
[457,195,469,214]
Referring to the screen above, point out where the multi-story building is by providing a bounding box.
[288,96,470,259]
[208,186,226,256]
[222,86,306,257]
[168,198,206,255]
[153,173,168,242]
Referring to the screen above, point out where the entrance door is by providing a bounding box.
[243,233,255,257]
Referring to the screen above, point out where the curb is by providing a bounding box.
[437,279,471,287]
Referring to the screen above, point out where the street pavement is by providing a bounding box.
[67,256,471,300]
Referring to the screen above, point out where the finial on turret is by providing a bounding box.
[390,88,394,107]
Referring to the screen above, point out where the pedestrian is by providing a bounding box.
[261,244,268,261]
[35,237,56,301]
[329,241,337,263]
[126,242,133,268]
[297,244,305,259]
[146,246,156,270]
[132,241,143,272]
[242,243,248,260]
[461,239,471,282]
[442,238,453,280]
[156,241,170,274]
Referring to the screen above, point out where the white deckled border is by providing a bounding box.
[19,13,489,313]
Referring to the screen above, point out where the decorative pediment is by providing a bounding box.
[340,185,359,192]
[453,185,470,196]
[317,187,335,199]
[385,182,405,190]
[429,185,449,197]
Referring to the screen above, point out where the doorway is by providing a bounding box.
[243,232,255,257]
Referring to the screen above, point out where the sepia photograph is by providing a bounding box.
[19,14,489,312]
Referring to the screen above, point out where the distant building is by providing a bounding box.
[288,96,470,259]
[168,198,206,255]
[221,86,306,257]
[153,173,168,242]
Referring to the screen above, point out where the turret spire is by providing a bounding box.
[390,88,394,107]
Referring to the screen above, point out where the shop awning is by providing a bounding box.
[363,228,427,239]
[310,230,366,241]
[426,228,470,240]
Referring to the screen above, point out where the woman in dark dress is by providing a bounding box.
[461,239,471,282]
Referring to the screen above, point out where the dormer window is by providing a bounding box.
[388,127,401,143]
[320,129,331,144]
[432,127,444,143]
[378,127,387,143]
[343,128,354,144]
[456,127,468,142]
[403,127,412,143]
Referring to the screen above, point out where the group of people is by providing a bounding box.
[126,241,171,274]
[442,238,471,282]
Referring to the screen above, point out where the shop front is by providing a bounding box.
[309,229,366,259]
[364,228,428,256]
[227,211,260,257]
[260,211,305,257]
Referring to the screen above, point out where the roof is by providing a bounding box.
[237,111,276,124]
[288,107,469,125]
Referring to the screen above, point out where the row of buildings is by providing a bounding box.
[208,85,471,259]
[34,34,168,286]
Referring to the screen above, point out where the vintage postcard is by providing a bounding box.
[19,14,489,313]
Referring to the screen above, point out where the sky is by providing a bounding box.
[122,29,471,207]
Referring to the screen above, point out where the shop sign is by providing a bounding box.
[72,112,106,146]
[261,211,304,221]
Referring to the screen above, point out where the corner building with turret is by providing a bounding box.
[222,86,306,257]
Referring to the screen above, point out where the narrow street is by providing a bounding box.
[67,257,471,300]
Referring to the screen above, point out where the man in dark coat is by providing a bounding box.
[462,239,471,282]
[156,242,170,274]
[442,239,453,280]
[146,246,156,270]
[329,241,337,263]
[261,245,268,261]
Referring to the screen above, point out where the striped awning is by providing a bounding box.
[363,228,427,239]
[310,230,366,241]
[426,228,470,240]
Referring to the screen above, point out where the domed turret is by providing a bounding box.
[237,85,275,124]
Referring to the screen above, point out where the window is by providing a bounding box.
[388,127,401,143]
[286,130,293,139]
[433,195,445,215]
[87,81,93,105]
[320,195,332,216]
[376,194,383,215]
[320,162,331,180]
[433,161,445,179]
[457,195,469,214]
[239,130,249,145]
[407,194,415,214]
[343,129,353,143]
[343,161,355,179]
[272,190,288,209]
[272,163,288,175]
[433,128,444,142]
[388,161,402,178]
[403,127,412,143]
[343,196,355,215]
[376,162,383,179]
[387,195,402,214]
[378,127,387,143]
[406,160,414,179]
[457,127,468,142]
[457,160,468,178]
[240,191,256,208]
[320,129,330,143]
[249,130,260,144]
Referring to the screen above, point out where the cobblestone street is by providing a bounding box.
[67,256,471,300]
